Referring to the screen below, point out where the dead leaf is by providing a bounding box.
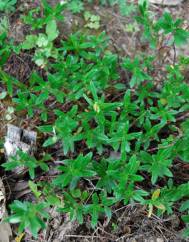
[15,233,25,242]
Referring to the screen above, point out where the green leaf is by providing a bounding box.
[36,34,49,47]
[0,0,17,12]
[174,29,189,46]
[43,136,58,147]
[180,200,189,212]
[46,19,59,41]
[68,0,84,13]
[28,181,41,198]
[182,215,189,223]
[22,35,37,50]
[0,91,7,99]
[7,201,49,238]
[38,125,54,132]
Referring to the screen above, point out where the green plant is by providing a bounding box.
[22,19,59,67]
[67,0,84,13]
[140,149,173,184]
[53,153,96,189]
[1,0,189,239]
[0,16,10,35]
[7,201,49,238]
[2,151,49,179]
[84,11,100,30]
[0,0,17,12]
[122,55,153,87]
[0,34,11,66]
[136,1,189,48]
[118,0,136,16]
[180,199,189,238]
[155,12,189,46]
[22,0,64,30]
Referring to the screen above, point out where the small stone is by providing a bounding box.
[4,124,37,177]
[157,238,164,242]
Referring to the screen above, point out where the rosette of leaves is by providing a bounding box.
[22,19,59,67]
